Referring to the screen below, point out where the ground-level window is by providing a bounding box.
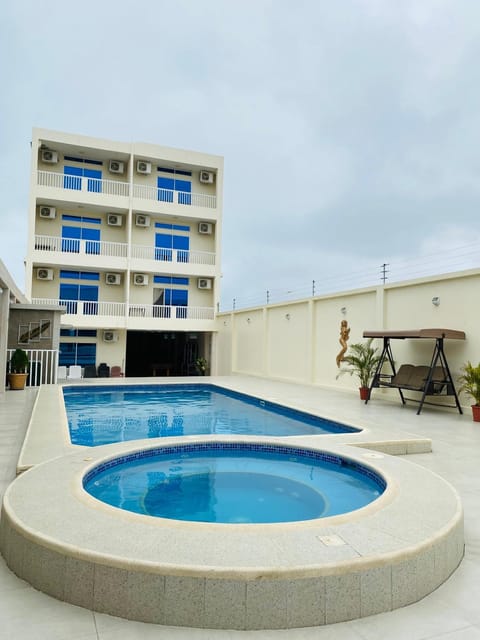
[59,343,96,367]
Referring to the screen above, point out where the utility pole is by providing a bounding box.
[381,263,389,284]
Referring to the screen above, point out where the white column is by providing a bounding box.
[0,289,10,391]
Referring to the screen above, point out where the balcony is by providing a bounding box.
[37,170,217,211]
[31,298,216,330]
[33,235,216,275]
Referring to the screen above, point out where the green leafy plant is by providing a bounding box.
[195,357,208,375]
[10,349,29,374]
[458,361,480,406]
[337,338,381,389]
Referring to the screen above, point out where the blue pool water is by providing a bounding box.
[64,384,360,446]
[83,443,385,523]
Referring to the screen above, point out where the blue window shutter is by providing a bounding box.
[59,283,79,314]
[155,233,173,261]
[59,343,76,366]
[172,235,189,250]
[171,289,188,306]
[62,226,81,253]
[175,179,191,205]
[173,235,189,263]
[84,168,102,193]
[157,177,174,203]
[79,285,98,316]
[79,285,98,301]
[64,166,82,190]
[76,343,96,366]
[82,227,101,254]
[174,179,191,193]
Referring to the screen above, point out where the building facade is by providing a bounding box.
[25,128,223,377]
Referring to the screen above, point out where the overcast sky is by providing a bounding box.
[2,0,480,310]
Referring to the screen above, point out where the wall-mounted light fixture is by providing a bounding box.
[432,297,440,306]
[285,313,290,320]
[340,306,347,315]
[246,317,251,323]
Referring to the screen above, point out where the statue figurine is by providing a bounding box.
[336,319,350,368]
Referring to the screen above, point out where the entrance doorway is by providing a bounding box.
[125,331,205,377]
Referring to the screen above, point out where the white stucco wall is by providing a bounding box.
[216,269,479,406]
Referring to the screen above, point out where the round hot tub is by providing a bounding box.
[0,439,464,630]
[83,442,386,524]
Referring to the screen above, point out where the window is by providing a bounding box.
[60,329,97,337]
[59,272,99,315]
[62,226,101,254]
[157,166,192,177]
[59,343,96,367]
[62,214,101,224]
[59,270,100,280]
[155,231,189,262]
[157,176,191,205]
[153,276,188,319]
[64,156,103,166]
[63,166,102,192]
[61,216,101,254]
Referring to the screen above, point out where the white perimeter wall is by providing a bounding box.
[216,269,480,405]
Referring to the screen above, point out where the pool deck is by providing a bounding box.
[1,375,480,638]
[18,376,433,472]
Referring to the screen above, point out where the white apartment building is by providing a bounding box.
[25,128,223,377]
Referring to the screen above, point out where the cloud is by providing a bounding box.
[1,0,480,310]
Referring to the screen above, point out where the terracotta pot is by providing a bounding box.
[359,387,370,401]
[8,373,28,391]
[471,404,480,422]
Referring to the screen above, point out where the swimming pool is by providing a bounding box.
[83,442,385,523]
[64,384,360,446]
[2,435,464,629]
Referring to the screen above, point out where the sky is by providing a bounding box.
[2,0,480,310]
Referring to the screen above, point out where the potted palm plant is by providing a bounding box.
[8,349,30,390]
[337,338,381,400]
[195,357,208,376]
[458,361,480,421]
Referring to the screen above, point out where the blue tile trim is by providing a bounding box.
[83,442,387,493]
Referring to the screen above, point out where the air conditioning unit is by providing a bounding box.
[103,330,119,343]
[37,268,54,281]
[105,273,121,285]
[198,222,213,235]
[197,278,212,290]
[136,160,152,175]
[39,206,56,219]
[107,213,122,226]
[135,214,150,227]
[109,160,124,174]
[134,273,149,286]
[199,170,214,184]
[41,150,58,164]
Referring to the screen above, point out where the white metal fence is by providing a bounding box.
[38,171,216,208]
[32,299,127,317]
[128,304,215,320]
[130,244,216,265]
[7,349,58,386]
[37,171,129,197]
[34,235,216,266]
[31,299,215,321]
[34,235,128,258]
